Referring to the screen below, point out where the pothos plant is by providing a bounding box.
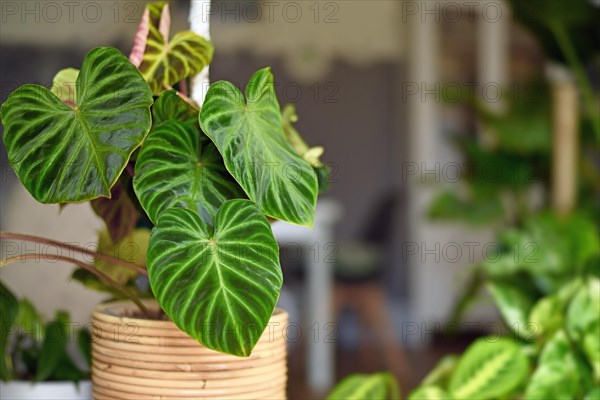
[0,2,328,359]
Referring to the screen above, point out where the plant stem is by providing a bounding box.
[549,21,600,142]
[0,232,147,276]
[1,254,150,316]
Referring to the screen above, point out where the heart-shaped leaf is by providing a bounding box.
[135,2,213,94]
[134,120,245,225]
[91,177,140,243]
[200,68,318,226]
[152,90,199,127]
[147,200,282,356]
[1,47,153,203]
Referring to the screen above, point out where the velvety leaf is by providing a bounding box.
[525,331,580,400]
[50,68,78,106]
[0,280,18,381]
[200,68,318,226]
[1,47,153,203]
[408,386,449,400]
[137,2,213,94]
[152,90,199,127]
[449,338,529,399]
[134,121,245,225]
[95,228,150,285]
[91,178,140,243]
[327,373,400,400]
[147,200,282,356]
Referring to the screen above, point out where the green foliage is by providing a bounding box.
[134,3,213,94]
[1,47,153,203]
[200,68,318,227]
[133,120,245,225]
[0,282,90,382]
[327,372,400,400]
[1,1,325,358]
[147,201,282,356]
[0,280,19,381]
[448,338,529,399]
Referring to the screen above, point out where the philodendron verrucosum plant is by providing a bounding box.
[0,2,328,357]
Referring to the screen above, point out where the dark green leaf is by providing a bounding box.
[77,328,92,369]
[15,298,44,341]
[0,280,18,381]
[147,200,282,356]
[134,120,245,225]
[200,68,318,226]
[1,47,153,203]
[152,90,199,127]
[35,313,70,381]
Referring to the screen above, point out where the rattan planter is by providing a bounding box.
[91,300,288,399]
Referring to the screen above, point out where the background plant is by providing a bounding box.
[326,0,599,398]
[0,280,91,383]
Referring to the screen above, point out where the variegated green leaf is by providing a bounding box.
[327,372,400,400]
[152,89,199,127]
[525,331,580,400]
[449,338,529,399]
[200,68,318,226]
[136,2,213,94]
[133,121,245,225]
[408,386,449,400]
[50,68,78,106]
[1,47,153,203]
[147,201,282,356]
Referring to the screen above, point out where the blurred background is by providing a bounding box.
[1,0,599,398]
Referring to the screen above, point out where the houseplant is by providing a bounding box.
[0,280,92,399]
[0,1,327,397]
[327,1,599,398]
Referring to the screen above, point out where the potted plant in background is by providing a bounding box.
[0,280,92,399]
[0,2,328,398]
[326,0,600,398]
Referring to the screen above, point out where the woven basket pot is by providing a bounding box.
[91,300,288,400]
